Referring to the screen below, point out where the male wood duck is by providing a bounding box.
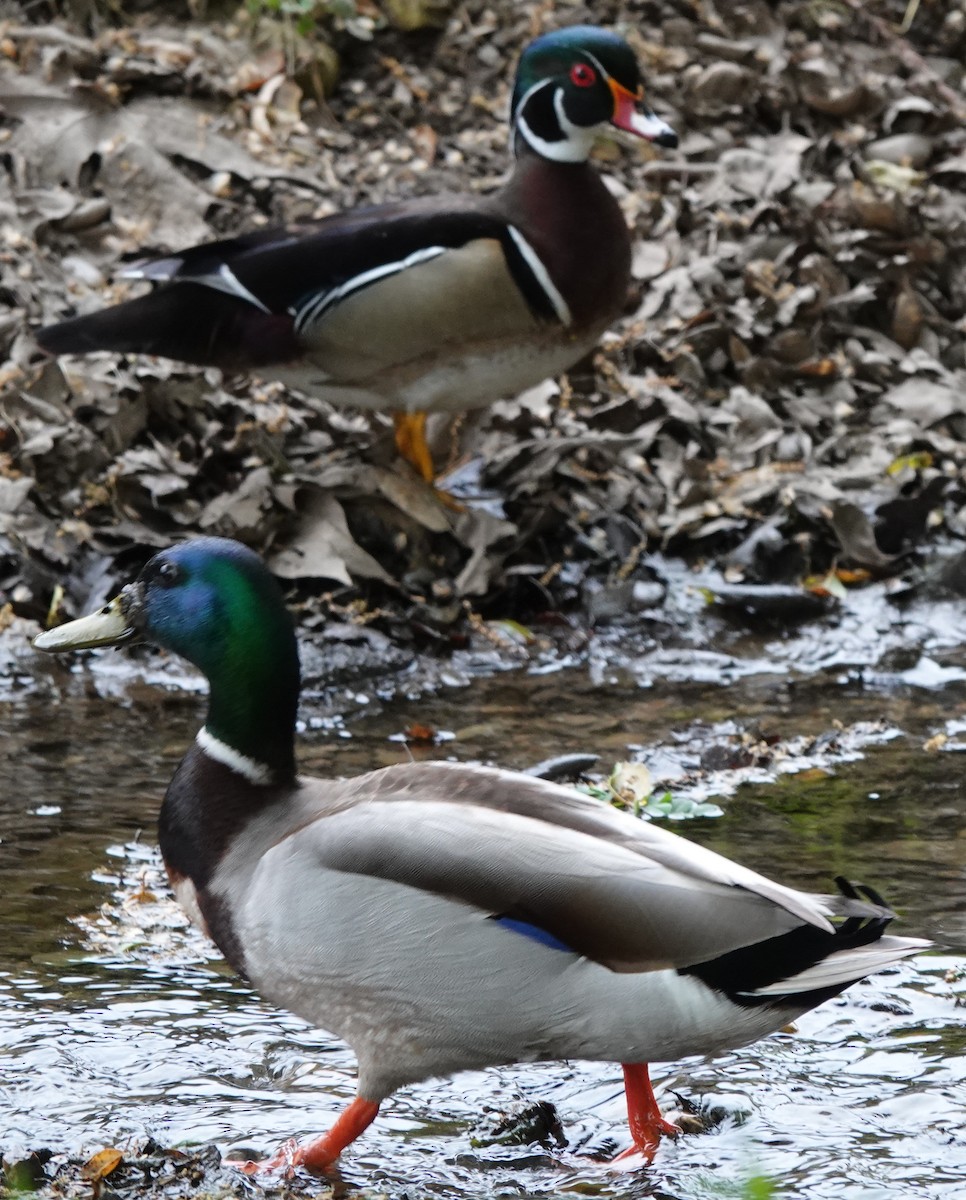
[34,538,928,1174]
[35,26,677,482]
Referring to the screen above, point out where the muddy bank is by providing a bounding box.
[2,0,966,653]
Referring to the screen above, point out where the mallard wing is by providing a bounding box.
[259,762,855,974]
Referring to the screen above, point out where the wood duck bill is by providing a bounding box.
[607,79,678,147]
[34,587,142,652]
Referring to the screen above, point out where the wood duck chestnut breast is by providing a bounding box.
[34,538,928,1175]
[35,26,677,481]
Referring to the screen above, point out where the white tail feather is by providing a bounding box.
[743,936,931,997]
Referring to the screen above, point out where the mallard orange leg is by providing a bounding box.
[612,1063,680,1163]
[229,1096,381,1175]
[393,410,435,483]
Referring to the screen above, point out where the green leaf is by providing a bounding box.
[578,775,724,821]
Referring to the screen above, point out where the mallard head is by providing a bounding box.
[36,538,300,783]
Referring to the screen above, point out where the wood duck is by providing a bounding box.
[34,537,928,1174]
[35,26,678,482]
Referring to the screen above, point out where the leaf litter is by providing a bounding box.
[1,0,965,675]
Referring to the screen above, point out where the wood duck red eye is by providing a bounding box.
[569,62,596,88]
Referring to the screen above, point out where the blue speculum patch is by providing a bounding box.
[493,915,574,953]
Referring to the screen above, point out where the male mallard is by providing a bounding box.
[35,26,677,483]
[34,538,928,1172]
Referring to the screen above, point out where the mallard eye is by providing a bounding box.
[570,62,596,88]
[157,560,181,587]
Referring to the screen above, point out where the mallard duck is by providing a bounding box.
[33,537,928,1172]
[35,26,677,483]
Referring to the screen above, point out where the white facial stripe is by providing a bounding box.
[507,226,572,325]
[515,79,594,164]
[197,726,272,785]
[522,90,599,163]
[515,110,566,161]
[293,245,447,333]
[552,89,599,160]
[513,77,554,119]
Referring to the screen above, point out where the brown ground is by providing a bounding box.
[2,0,966,649]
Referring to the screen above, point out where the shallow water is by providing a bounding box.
[2,644,966,1199]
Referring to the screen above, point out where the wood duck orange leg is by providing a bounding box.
[392,410,435,483]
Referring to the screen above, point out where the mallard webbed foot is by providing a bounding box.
[224,1096,381,1176]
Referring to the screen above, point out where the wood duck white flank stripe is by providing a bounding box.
[507,226,572,324]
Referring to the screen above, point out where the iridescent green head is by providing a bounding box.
[35,537,299,783]
[128,538,294,682]
[511,26,677,163]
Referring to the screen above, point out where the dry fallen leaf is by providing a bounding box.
[411,122,438,165]
[383,0,454,31]
[795,768,831,783]
[81,1148,123,1183]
